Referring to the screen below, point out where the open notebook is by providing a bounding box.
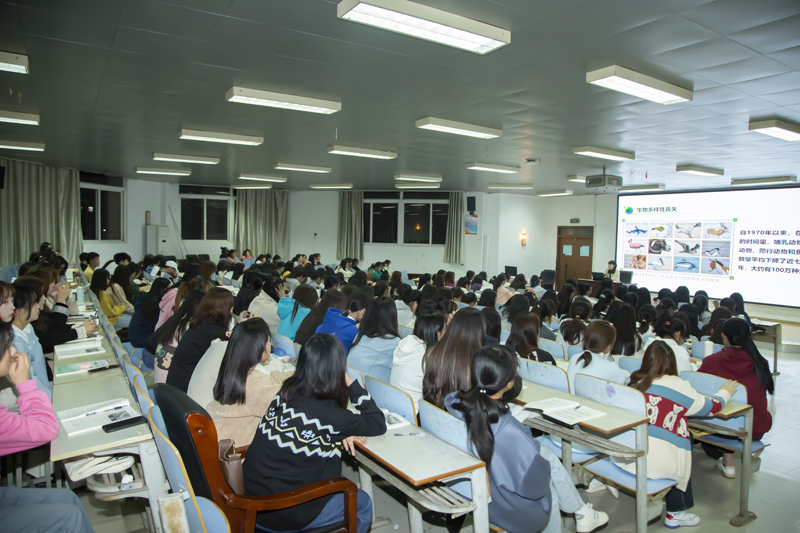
[57,398,140,436]
[524,398,606,426]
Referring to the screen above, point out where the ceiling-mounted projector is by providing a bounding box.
[585,174,622,191]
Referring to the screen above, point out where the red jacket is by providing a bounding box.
[699,347,772,439]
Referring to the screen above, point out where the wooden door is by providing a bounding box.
[556,227,594,289]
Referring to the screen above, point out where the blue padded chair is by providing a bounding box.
[120,355,140,398]
[418,400,475,500]
[132,373,154,416]
[271,333,296,360]
[455,301,469,310]
[500,330,510,343]
[518,357,570,393]
[365,376,417,426]
[293,342,301,355]
[567,344,584,358]
[347,366,363,386]
[577,375,678,498]
[618,357,642,374]
[398,325,412,339]
[347,338,400,384]
[149,406,231,533]
[539,338,565,359]
[691,342,724,359]
[494,303,503,311]
[395,306,414,327]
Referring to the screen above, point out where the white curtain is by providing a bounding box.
[443,191,464,264]
[0,158,83,266]
[233,189,289,257]
[337,191,363,260]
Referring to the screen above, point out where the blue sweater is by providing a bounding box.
[128,292,159,348]
[13,324,51,400]
[277,297,311,341]
[315,308,359,352]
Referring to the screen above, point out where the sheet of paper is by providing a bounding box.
[562,244,573,256]
[580,245,590,257]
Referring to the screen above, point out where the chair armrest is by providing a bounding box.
[226,477,357,512]
[237,444,249,459]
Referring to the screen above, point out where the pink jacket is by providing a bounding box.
[156,288,179,329]
[0,380,59,456]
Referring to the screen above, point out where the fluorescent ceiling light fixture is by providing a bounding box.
[136,167,191,176]
[274,162,331,173]
[567,175,586,183]
[327,145,396,159]
[310,183,353,189]
[415,117,501,139]
[536,190,573,197]
[239,174,287,183]
[573,146,635,161]
[0,140,44,151]
[587,65,692,105]
[620,184,665,192]
[394,174,442,183]
[0,51,29,74]
[153,152,219,165]
[465,162,519,174]
[748,119,800,142]
[0,110,39,125]
[180,129,263,146]
[676,164,723,176]
[233,185,273,189]
[731,176,797,187]
[226,86,341,114]
[337,0,509,55]
[487,184,533,190]
[395,183,440,189]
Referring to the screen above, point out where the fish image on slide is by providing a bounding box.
[703,247,721,257]
[650,225,672,238]
[675,258,698,271]
[648,258,664,269]
[628,239,645,251]
[627,225,647,236]
[705,222,730,238]
[676,241,700,254]
[677,223,701,237]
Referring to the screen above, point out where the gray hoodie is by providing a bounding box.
[389,335,426,413]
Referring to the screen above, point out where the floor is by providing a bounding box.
[77,349,800,533]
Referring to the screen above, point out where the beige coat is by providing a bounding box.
[107,284,135,313]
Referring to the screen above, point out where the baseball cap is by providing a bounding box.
[165,260,179,270]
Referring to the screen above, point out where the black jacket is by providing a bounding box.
[33,304,78,353]
[165,320,227,392]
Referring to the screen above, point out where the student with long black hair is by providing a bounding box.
[277,284,317,341]
[699,307,731,338]
[91,269,131,328]
[556,285,575,317]
[108,265,135,314]
[295,290,347,346]
[416,273,432,289]
[592,289,614,318]
[347,298,401,383]
[557,298,592,348]
[506,312,556,365]
[673,286,691,308]
[477,289,497,308]
[243,334,386,533]
[609,303,644,358]
[391,311,445,413]
[129,277,171,349]
[534,300,558,340]
[636,286,651,309]
[481,307,503,346]
[699,318,774,478]
[694,294,711,326]
[729,293,752,329]
[637,304,657,336]
[445,346,608,533]
[316,289,371,351]
[248,272,286,332]
[566,321,629,393]
[643,312,693,373]
[11,284,50,399]
[153,289,206,384]
[501,294,530,330]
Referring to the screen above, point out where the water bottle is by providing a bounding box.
[76,285,85,305]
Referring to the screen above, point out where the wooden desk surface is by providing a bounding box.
[714,400,751,420]
[515,380,648,435]
[51,361,151,462]
[357,428,484,487]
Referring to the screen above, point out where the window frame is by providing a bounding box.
[80,183,126,243]
[363,193,449,246]
[179,192,233,241]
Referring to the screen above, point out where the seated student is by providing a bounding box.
[556,285,576,317]
[127,264,151,303]
[481,307,503,347]
[506,312,556,365]
[624,341,737,529]
[655,296,676,315]
[604,260,620,282]
[501,294,530,330]
[10,285,51,399]
[397,288,422,327]
[243,334,386,533]
[391,312,445,413]
[533,300,558,341]
[0,282,14,325]
[729,293,752,329]
[577,283,595,303]
[693,294,711,326]
[167,288,236,393]
[635,286,652,309]
[708,319,728,345]
[443,271,456,288]
[422,307,485,409]
[567,320,629,392]
[673,286,691,309]
[557,298,592,349]
[637,304,657,337]
[350,258,361,272]
[679,305,703,340]
[79,252,90,273]
[621,291,638,310]
[508,274,527,291]
[108,266,136,314]
[372,282,390,299]
[129,278,171,350]
[446,346,609,533]
[698,318,774,478]
[432,274,445,288]
[248,273,285,332]
[277,285,318,341]
[609,303,644,358]
[347,299,402,383]
[91,269,132,329]
[284,267,308,291]
[477,289,497,309]
[159,260,181,284]
[614,285,628,301]
[153,289,205,385]
[494,274,515,306]
[416,273,432,289]
[643,312,694,374]
[460,292,477,308]
[451,287,465,302]
[699,307,732,339]
[653,288,673,306]
[388,271,404,298]
[83,252,100,282]
[592,289,614,319]
[316,289,371,352]
[348,270,370,290]
[0,332,94,533]
[295,290,346,346]
[527,275,546,299]
[306,268,325,291]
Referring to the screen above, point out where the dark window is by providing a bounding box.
[372,203,398,243]
[363,203,371,243]
[364,191,401,199]
[206,199,228,240]
[402,191,449,200]
[80,188,97,241]
[404,203,430,244]
[179,185,231,196]
[80,172,123,187]
[100,190,122,240]
[432,203,449,245]
[181,199,205,240]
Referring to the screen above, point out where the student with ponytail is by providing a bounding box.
[557,298,592,348]
[445,346,608,533]
[643,312,694,374]
[566,320,629,394]
[699,318,774,478]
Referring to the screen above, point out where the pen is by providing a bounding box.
[84,406,123,417]
[574,404,581,410]
[394,433,424,437]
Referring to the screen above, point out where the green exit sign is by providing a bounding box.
[570,218,580,223]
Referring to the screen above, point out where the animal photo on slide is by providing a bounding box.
[626,254,647,270]
[703,221,732,240]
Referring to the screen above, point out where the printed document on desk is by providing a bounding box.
[524,398,606,426]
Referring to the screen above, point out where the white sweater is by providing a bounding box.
[390,335,426,413]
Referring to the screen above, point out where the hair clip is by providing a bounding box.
[479,388,487,394]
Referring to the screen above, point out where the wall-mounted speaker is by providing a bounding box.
[467,195,476,213]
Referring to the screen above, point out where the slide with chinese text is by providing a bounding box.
[616,187,800,307]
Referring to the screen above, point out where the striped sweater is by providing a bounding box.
[616,375,729,491]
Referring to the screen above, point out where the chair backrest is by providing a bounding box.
[679,371,747,431]
[395,308,413,327]
[198,254,210,262]
[365,376,417,426]
[567,344,584,358]
[132,373,154,416]
[272,333,296,360]
[153,384,214,501]
[518,358,570,393]
[538,337,565,358]
[540,269,556,286]
[574,374,646,448]
[618,357,642,374]
[347,366,363,386]
[495,303,503,311]
[398,325,412,339]
[148,406,213,533]
[293,342,301,356]
[454,301,469,310]
[500,330,510,342]
[121,355,140,396]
